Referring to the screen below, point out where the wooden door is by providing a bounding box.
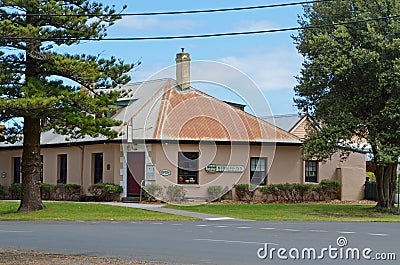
[127,152,145,196]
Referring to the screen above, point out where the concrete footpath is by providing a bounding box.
[98,202,243,221]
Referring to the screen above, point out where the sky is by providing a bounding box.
[57,0,305,116]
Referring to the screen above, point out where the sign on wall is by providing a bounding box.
[205,164,245,173]
[159,169,171,176]
[146,164,156,180]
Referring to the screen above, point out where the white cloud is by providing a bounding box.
[115,16,199,32]
[233,20,278,32]
[218,47,302,91]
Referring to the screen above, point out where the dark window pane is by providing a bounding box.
[13,157,21,184]
[250,157,267,185]
[94,153,103,184]
[178,152,198,184]
[305,161,318,183]
[58,154,67,184]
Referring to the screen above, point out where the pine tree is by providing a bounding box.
[0,1,135,212]
[293,0,400,209]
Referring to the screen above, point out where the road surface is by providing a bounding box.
[0,220,398,264]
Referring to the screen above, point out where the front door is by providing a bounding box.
[127,152,145,196]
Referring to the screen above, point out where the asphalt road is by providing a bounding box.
[0,220,399,265]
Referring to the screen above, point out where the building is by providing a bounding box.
[0,50,366,201]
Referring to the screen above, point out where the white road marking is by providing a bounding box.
[309,230,328,233]
[368,233,388,237]
[260,227,276,230]
[215,225,229,228]
[236,226,251,229]
[0,230,32,233]
[195,224,209,227]
[194,238,278,245]
[205,217,235,221]
[171,223,183,226]
[151,222,164,225]
[283,229,301,232]
[337,231,356,234]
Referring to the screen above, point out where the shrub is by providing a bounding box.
[234,184,258,202]
[143,184,163,202]
[207,186,226,202]
[8,183,22,200]
[319,180,341,200]
[40,183,81,201]
[260,181,340,203]
[88,183,123,202]
[165,185,185,202]
[40,183,57,200]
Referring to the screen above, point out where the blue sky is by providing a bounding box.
[61,1,305,116]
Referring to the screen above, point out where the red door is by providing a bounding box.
[127,152,145,196]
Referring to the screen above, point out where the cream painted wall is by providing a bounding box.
[0,149,22,188]
[147,143,303,199]
[0,143,122,195]
[0,141,366,200]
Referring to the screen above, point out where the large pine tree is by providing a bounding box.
[0,1,134,212]
[294,0,400,209]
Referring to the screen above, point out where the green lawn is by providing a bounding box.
[0,201,196,221]
[166,203,400,222]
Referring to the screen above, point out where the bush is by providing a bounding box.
[143,184,163,202]
[88,183,123,202]
[41,183,81,201]
[8,183,22,200]
[207,186,227,202]
[234,184,258,202]
[319,180,341,200]
[260,180,341,203]
[165,185,185,202]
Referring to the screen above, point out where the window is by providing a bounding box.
[305,160,318,183]
[13,157,21,184]
[93,153,103,183]
[250,157,267,185]
[40,156,44,183]
[178,152,198,184]
[57,154,67,184]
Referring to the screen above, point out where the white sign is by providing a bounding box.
[159,169,171,176]
[206,164,245,173]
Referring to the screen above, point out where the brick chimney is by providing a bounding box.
[175,48,191,90]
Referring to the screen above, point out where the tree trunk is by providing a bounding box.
[375,162,397,209]
[17,116,44,213]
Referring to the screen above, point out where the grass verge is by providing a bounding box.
[0,201,196,221]
[166,203,400,222]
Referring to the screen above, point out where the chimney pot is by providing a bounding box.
[175,49,191,90]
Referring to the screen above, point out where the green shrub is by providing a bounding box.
[8,183,22,200]
[260,181,340,203]
[207,186,227,202]
[88,183,123,202]
[319,180,341,200]
[40,183,57,200]
[40,183,81,201]
[234,184,258,202]
[143,184,163,202]
[165,185,185,202]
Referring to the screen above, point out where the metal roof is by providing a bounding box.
[260,114,304,132]
[1,78,301,148]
